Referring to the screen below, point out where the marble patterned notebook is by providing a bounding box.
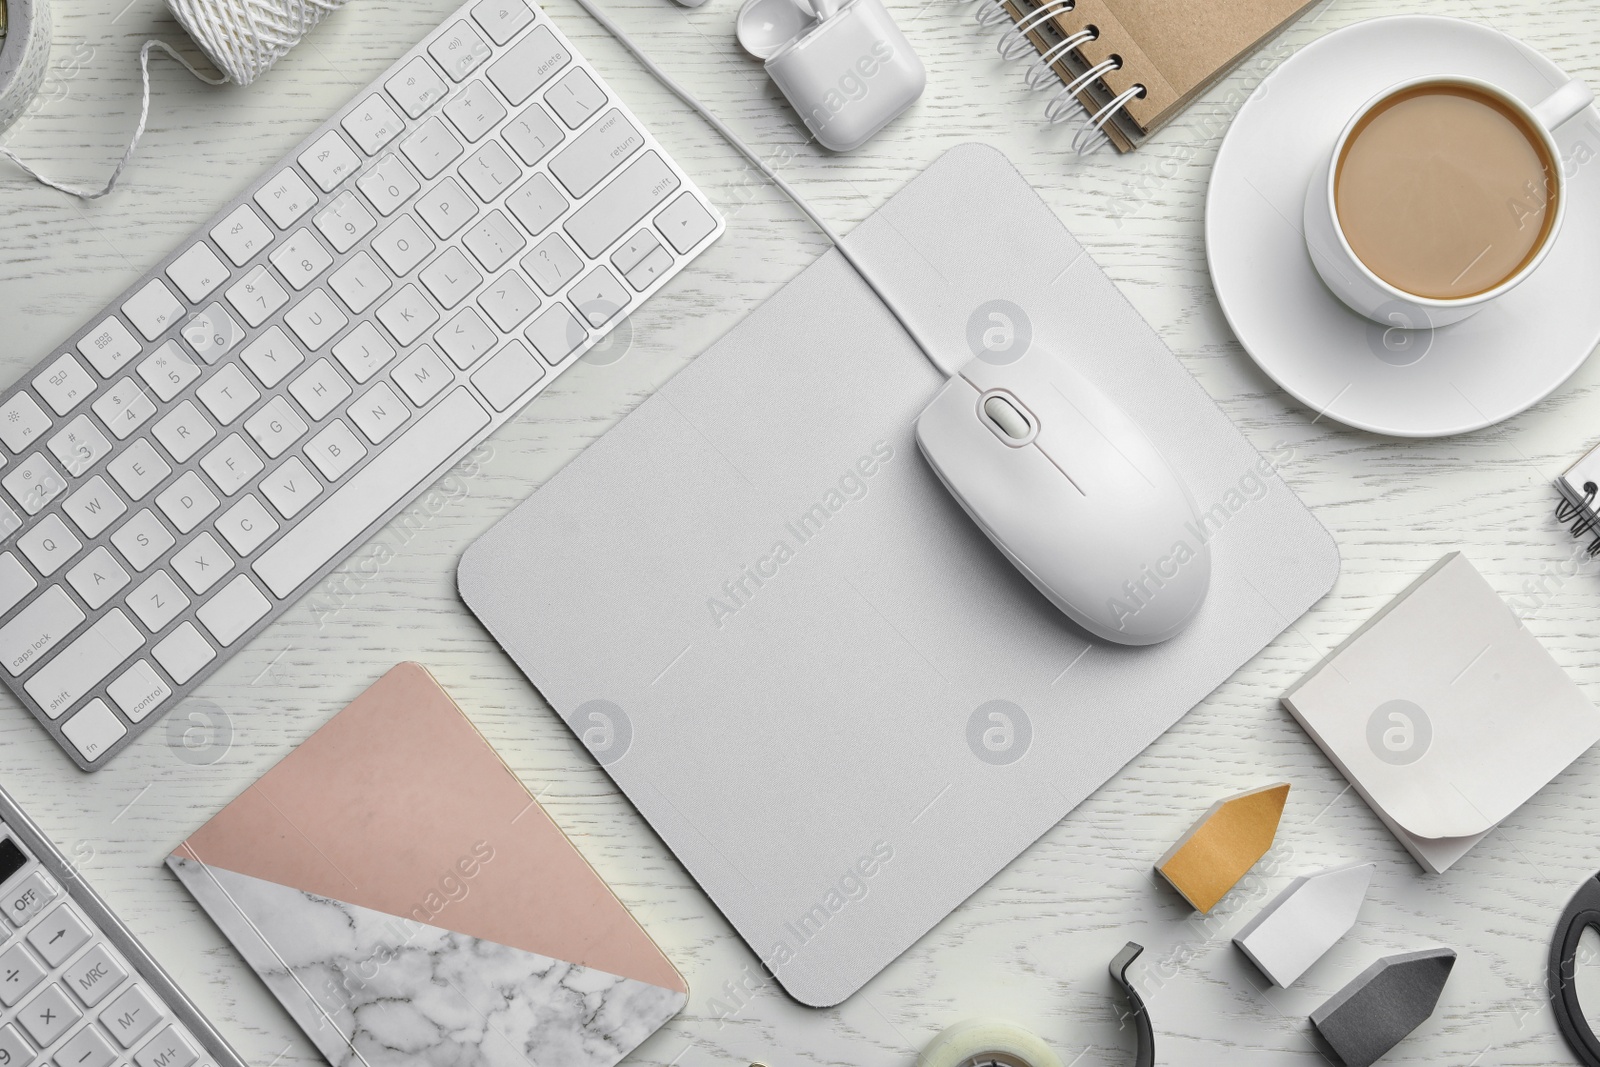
[167,662,687,1067]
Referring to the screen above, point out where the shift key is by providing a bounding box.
[563,151,679,258]
[24,610,142,719]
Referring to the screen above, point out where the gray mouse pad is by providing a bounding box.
[459,143,1340,1007]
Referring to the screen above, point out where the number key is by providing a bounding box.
[92,379,156,441]
[0,1023,30,1066]
[137,341,201,402]
[313,192,377,254]
[269,229,333,291]
[225,266,290,328]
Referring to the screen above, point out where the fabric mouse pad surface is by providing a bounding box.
[459,143,1340,1007]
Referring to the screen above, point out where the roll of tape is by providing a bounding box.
[0,0,52,134]
[917,1018,1064,1067]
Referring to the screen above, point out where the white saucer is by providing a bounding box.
[1206,16,1600,437]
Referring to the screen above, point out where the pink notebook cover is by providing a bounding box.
[168,662,686,1067]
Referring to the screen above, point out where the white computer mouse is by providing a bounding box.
[914,344,1210,645]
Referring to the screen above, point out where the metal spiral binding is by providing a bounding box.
[1044,55,1118,123]
[1556,480,1600,555]
[996,0,1075,60]
[1023,26,1096,90]
[975,0,1016,31]
[1073,82,1144,153]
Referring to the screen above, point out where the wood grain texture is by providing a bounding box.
[4,0,1600,1064]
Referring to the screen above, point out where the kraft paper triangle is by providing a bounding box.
[1155,782,1289,913]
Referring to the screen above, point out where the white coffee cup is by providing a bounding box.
[1303,75,1593,329]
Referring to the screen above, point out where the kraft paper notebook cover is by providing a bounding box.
[458,143,1341,1007]
[167,662,686,1067]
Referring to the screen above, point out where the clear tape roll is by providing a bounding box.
[0,0,54,134]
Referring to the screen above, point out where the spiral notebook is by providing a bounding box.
[980,0,1321,151]
[1556,441,1600,552]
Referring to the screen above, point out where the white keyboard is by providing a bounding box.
[0,784,244,1067]
[0,0,724,769]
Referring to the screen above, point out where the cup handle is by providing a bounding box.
[1534,79,1595,132]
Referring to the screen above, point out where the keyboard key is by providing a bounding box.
[127,571,189,631]
[394,346,453,406]
[523,233,582,294]
[121,280,184,342]
[471,341,544,411]
[357,155,420,216]
[61,476,126,539]
[341,93,406,155]
[401,117,464,180]
[459,142,520,202]
[487,26,570,106]
[199,434,263,496]
[435,308,497,369]
[255,169,318,229]
[261,458,321,519]
[53,1016,117,1067]
[66,547,130,610]
[429,21,491,81]
[61,947,124,1004]
[419,248,483,309]
[546,69,606,128]
[210,205,273,267]
[34,355,96,416]
[551,109,641,198]
[3,453,67,515]
[524,302,586,364]
[27,906,89,966]
[137,342,201,403]
[502,104,564,166]
[611,227,661,274]
[479,273,539,331]
[305,420,367,480]
[0,393,52,453]
[195,365,260,426]
[180,302,246,365]
[92,379,156,440]
[241,326,306,387]
[313,191,377,253]
[0,1024,30,1067]
[269,228,333,291]
[100,984,161,1048]
[329,252,392,314]
[505,173,567,237]
[171,533,231,596]
[415,177,479,239]
[472,0,534,45]
[332,322,397,383]
[253,389,489,597]
[196,576,270,646]
[386,56,448,118]
[76,318,141,378]
[3,874,56,930]
[283,289,348,351]
[111,511,175,572]
[48,415,111,478]
[165,243,229,304]
[18,515,81,576]
[565,151,679,257]
[0,945,44,1006]
[216,495,278,556]
[23,611,142,719]
[298,129,360,192]
[107,660,170,722]
[568,266,630,327]
[463,210,525,272]
[349,384,409,444]
[289,359,352,421]
[656,192,718,253]
[376,285,440,347]
[0,554,36,615]
[244,397,307,458]
[225,266,289,328]
[18,984,80,1048]
[155,472,219,534]
[444,79,507,142]
[371,216,436,277]
[107,441,171,501]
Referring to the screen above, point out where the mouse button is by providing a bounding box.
[981,394,1034,442]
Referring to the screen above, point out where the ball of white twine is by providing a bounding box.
[0,0,351,198]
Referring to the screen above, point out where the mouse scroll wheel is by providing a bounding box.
[983,396,1032,440]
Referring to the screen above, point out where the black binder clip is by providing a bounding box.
[1549,871,1600,1065]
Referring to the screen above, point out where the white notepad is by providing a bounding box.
[460,143,1341,1006]
[1282,552,1600,873]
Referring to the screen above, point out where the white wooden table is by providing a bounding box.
[5,0,1600,1064]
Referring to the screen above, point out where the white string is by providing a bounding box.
[0,40,225,200]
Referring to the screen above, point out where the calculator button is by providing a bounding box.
[62,944,126,1009]
[0,1023,31,1067]
[100,984,160,1048]
[17,984,79,1047]
[4,873,58,928]
[0,944,45,1006]
[26,906,91,968]
[133,1026,196,1067]
[53,1023,116,1067]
